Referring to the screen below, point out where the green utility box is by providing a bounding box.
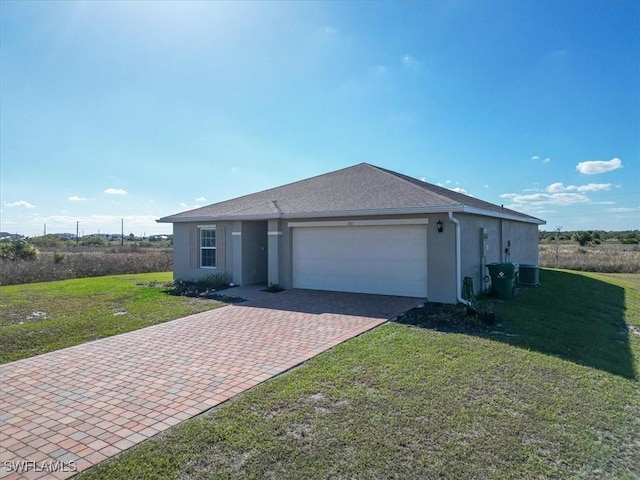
[487,263,519,299]
[518,264,540,286]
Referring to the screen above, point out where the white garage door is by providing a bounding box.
[292,224,427,297]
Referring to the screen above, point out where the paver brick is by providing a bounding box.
[0,287,419,478]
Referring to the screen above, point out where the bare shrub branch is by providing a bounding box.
[0,249,172,285]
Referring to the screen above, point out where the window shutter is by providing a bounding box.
[189,228,198,269]
[216,226,226,270]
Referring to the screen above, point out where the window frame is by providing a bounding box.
[199,227,217,269]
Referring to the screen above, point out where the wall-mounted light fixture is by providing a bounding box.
[436,220,443,233]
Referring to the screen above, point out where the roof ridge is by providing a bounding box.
[366,164,463,206]
[222,200,280,216]
[173,164,365,216]
[161,163,372,219]
[368,164,538,219]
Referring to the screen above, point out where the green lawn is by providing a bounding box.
[0,272,223,363]
[76,269,640,479]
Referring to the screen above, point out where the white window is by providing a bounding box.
[200,228,216,268]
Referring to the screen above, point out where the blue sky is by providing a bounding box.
[1,0,638,236]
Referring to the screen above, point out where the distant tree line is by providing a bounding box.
[0,234,173,259]
[22,234,173,248]
[538,230,639,246]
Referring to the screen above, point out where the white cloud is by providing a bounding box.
[179,202,188,208]
[105,188,127,195]
[546,183,565,193]
[68,195,91,201]
[545,182,611,193]
[6,200,35,208]
[531,155,550,163]
[195,196,207,202]
[401,54,419,68]
[450,187,468,195]
[606,207,638,213]
[500,192,589,206]
[575,183,611,192]
[576,157,623,175]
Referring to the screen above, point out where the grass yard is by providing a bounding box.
[77,269,640,480]
[0,272,223,363]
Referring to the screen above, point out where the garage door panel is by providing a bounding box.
[292,225,427,297]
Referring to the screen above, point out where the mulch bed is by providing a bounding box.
[393,302,498,334]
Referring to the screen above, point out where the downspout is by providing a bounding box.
[448,211,473,307]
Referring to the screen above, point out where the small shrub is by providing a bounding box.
[53,252,66,263]
[619,234,640,245]
[168,272,232,298]
[200,272,232,290]
[573,232,593,246]
[0,240,39,261]
[30,235,65,248]
[263,283,284,293]
[80,236,108,247]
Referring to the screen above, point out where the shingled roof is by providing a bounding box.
[158,163,544,224]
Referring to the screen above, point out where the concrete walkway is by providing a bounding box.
[0,287,421,479]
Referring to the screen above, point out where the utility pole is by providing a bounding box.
[76,221,79,246]
[121,219,124,246]
[555,226,562,268]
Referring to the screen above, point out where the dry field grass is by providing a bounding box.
[0,248,172,285]
[539,241,640,273]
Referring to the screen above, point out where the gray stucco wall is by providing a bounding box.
[172,221,234,282]
[172,213,539,302]
[456,214,501,295]
[271,219,293,289]
[280,222,294,289]
[456,213,540,295]
[426,214,457,304]
[500,219,540,265]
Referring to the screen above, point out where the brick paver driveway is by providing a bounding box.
[0,287,421,479]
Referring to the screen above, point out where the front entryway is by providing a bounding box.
[241,221,268,285]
